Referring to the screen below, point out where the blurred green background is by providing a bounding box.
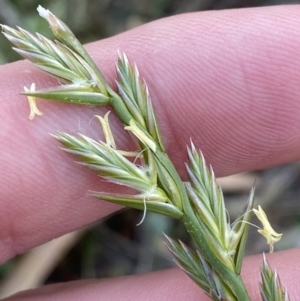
[0,0,300,298]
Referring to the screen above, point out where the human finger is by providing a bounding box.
[3,249,300,300]
[1,5,300,262]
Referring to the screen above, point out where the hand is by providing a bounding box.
[1,5,300,300]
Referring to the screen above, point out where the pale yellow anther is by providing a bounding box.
[95,112,116,149]
[24,83,43,120]
[124,120,156,152]
[253,205,282,253]
[96,113,142,158]
[117,150,142,158]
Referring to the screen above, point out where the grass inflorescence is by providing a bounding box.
[1,6,290,301]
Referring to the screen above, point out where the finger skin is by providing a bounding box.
[3,249,300,300]
[1,5,300,261]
